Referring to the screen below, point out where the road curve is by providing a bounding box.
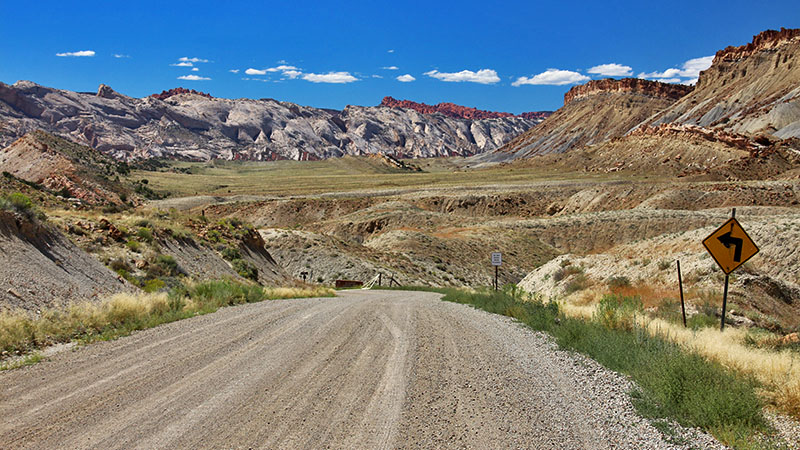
[0,290,716,449]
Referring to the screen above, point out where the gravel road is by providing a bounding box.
[0,290,722,449]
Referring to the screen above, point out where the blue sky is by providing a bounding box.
[1,1,798,113]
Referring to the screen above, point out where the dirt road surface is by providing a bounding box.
[0,290,718,449]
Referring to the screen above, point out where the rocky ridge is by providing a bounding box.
[0,131,134,206]
[563,78,692,105]
[715,27,800,62]
[379,96,551,121]
[0,81,537,161]
[150,87,213,101]
[643,28,800,139]
[476,78,687,163]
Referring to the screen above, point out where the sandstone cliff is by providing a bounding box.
[643,28,800,139]
[379,96,551,121]
[0,82,537,161]
[476,78,689,163]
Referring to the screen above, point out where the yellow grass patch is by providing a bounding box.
[559,298,800,419]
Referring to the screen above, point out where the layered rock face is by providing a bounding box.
[644,28,800,139]
[563,79,692,105]
[476,78,690,163]
[379,96,551,121]
[0,131,133,205]
[0,82,537,161]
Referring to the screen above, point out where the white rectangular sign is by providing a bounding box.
[491,252,502,266]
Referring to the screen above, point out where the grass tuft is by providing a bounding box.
[1,280,335,358]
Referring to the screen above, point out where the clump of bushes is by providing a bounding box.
[0,192,46,222]
[606,275,631,290]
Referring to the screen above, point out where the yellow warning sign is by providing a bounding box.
[702,218,759,274]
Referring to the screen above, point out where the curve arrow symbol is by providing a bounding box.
[717,231,743,262]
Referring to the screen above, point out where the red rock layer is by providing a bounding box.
[629,124,763,151]
[563,78,692,106]
[715,28,800,62]
[150,87,213,100]
[379,96,551,120]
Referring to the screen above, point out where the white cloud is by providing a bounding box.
[56,50,95,57]
[372,74,383,79]
[191,67,199,72]
[172,62,194,67]
[396,74,416,82]
[681,78,698,86]
[242,77,269,82]
[301,71,358,84]
[266,65,299,72]
[587,63,632,77]
[424,68,500,84]
[388,49,395,53]
[178,75,210,81]
[229,69,240,73]
[179,57,209,63]
[512,69,590,86]
[638,55,713,83]
[246,65,301,78]
[282,70,302,79]
[680,56,714,78]
[113,54,130,59]
[382,66,399,70]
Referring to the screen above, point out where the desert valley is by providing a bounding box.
[2,25,800,449]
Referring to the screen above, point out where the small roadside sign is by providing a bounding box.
[702,218,759,275]
[491,252,502,266]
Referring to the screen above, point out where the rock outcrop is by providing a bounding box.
[476,78,688,163]
[563,78,692,105]
[0,82,537,161]
[379,96,551,121]
[0,211,132,312]
[150,87,213,101]
[0,131,133,206]
[643,28,800,139]
[715,27,800,62]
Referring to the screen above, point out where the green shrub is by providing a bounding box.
[232,259,258,281]
[108,258,130,272]
[607,275,631,290]
[0,193,45,222]
[142,278,166,293]
[137,227,154,243]
[220,246,241,261]
[126,239,141,252]
[154,255,179,276]
[565,273,589,294]
[553,264,583,282]
[594,294,643,331]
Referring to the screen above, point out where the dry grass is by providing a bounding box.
[557,295,800,420]
[1,282,335,358]
[128,158,625,198]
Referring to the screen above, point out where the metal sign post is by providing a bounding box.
[491,252,502,291]
[702,208,759,331]
[677,260,686,327]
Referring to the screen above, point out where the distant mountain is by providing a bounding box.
[0,82,537,161]
[641,28,800,138]
[379,96,551,121]
[477,78,692,163]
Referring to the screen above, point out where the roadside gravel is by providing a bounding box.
[0,290,724,449]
